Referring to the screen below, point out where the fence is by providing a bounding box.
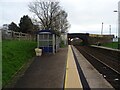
[1,29,34,40]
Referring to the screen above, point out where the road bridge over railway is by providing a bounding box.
[67,33,114,45]
[67,33,89,45]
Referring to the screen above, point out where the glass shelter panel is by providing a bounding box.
[49,41,53,46]
[44,34,49,40]
[49,34,52,41]
[38,34,53,47]
[39,34,44,40]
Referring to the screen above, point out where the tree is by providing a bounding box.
[33,24,40,31]
[8,22,20,32]
[56,10,70,33]
[19,15,34,34]
[32,18,40,31]
[28,1,70,35]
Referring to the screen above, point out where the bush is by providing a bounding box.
[60,40,66,48]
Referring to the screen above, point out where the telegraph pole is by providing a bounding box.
[109,25,111,35]
[101,22,104,35]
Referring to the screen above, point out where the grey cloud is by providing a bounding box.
[0,0,119,36]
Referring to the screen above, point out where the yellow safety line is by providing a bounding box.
[64,46,69,88]
[64,45,83,89]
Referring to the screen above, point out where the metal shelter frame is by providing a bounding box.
[37,30,60,54]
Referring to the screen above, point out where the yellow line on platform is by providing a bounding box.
[64,45,83,89]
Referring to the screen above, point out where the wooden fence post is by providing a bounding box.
[19,32,21,41]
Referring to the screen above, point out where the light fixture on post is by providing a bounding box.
[113,1,120,49]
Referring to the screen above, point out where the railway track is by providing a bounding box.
[75,46,120,89]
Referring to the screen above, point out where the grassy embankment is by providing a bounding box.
[101,42,118,49]
[2,40,37,86]
[0,41,2,88]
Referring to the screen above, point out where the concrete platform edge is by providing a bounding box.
[64,45,83,89]
[72,45,114,89]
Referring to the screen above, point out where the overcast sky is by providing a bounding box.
[0,0,120,36]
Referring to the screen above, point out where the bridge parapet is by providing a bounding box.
[88,34,114,45]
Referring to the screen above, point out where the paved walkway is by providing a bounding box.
[14,47,68,88]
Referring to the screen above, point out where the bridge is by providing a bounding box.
[67,33,114,45]
[67,33,89,45]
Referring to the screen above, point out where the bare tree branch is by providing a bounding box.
[28,0,70,34]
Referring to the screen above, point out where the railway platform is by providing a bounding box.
[91,45,120,52]
[5,45,114,89]
[7,47,68,88]
[72,45,113,89]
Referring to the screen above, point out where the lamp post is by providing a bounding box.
[114,1,120,49]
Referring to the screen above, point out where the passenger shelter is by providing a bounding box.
[36,30,60,54]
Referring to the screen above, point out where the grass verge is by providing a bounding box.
[2,40,37,86]
[101,42,118,49]
[0,41,2,89]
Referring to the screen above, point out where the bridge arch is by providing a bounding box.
[67,33,89,45]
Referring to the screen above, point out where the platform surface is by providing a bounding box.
[13,47,68,88]
[5,45,114,89]
[72,46,114,88]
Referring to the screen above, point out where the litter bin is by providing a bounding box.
[35,48,42,56]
